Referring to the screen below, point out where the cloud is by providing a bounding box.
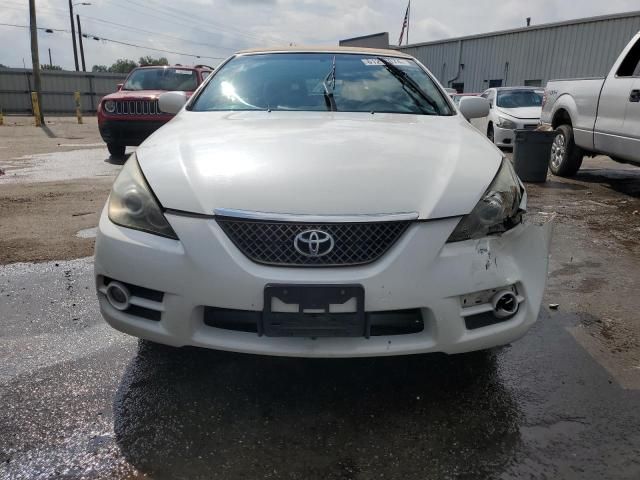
[0,0,638,69]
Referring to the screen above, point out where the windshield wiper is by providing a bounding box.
[376,57,441,115]
[322,56,337,112]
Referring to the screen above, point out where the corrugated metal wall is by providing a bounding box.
[340,32,390,49]
[0,69,126,114]
[399,12,640,92]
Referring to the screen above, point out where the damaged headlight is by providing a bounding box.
[108,154,178,239]
[447,158,523,242]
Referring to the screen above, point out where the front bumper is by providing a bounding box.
[94,209,552,357]
[98,119,168,147]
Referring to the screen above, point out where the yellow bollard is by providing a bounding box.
[31,92,41,127]
[74,91,83,125]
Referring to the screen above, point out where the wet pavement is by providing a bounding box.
[1,155,640,479]
[0,148,122,184]
[1,258,640,478]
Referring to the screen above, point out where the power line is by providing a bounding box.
[1,0,290,50]
[81,31,227,60]
[80,15,235,54]
[102,0,288,45]
[0,0,237,56]
[0,22,68,33]
[0,23,228,60]
[136,0,288,44]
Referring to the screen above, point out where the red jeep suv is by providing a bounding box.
[98,65,212,158]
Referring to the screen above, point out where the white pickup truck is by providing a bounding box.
[541,31,640,176]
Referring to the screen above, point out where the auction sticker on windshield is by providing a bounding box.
[361,58,411,66]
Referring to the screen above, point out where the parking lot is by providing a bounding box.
[1,117,640,479]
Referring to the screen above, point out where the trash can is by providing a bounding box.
[512,129,555,182]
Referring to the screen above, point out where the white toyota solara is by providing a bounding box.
[95,47,552,358]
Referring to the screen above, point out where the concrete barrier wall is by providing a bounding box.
[0,69,127,114]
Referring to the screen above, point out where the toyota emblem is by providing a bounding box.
[294,230,335,257]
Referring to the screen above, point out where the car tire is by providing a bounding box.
[549,125,583,177]
[487,123,495,143]
[107,143,126,159]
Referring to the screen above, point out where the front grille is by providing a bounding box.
[113,99,161,115]
[216,218,412,267]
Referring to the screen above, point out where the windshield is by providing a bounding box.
[123,68,198,91]
[496,90,543,108]
[190,53,453,115]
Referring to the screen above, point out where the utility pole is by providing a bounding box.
[29,0,44,124]
[76,15,86,72]
[48,48,52,67]
[68,0,79,71]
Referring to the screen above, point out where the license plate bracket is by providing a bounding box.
[262,284,366,338]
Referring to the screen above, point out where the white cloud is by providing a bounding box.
[0,0,638,69]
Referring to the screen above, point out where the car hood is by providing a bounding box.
[497,106,541,120]
[137,111,502,219]
[103,90,194,100]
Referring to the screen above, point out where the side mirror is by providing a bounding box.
[158,91,188,114]
[458,96,490,120]
[116,83,123,91]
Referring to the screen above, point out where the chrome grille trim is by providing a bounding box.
[110,99,162,115]
[213,208,419,223]
[216,217,413,267]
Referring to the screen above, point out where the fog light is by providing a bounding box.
[105,281,130,311]
[491,290,519,319]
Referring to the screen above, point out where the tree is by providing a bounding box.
[139,56,169,66]
[91,65,109,72]
[41,64,62,70]
[108,58,138,73]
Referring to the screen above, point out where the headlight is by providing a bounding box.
[496,116,516,129]
[447,158,523,243]
[103,100,116,113]
[108,154,178,239]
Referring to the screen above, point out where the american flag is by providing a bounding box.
[398,1,410,46]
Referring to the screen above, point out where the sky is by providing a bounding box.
[1,0,639,70]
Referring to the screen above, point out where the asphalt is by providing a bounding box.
[1,147,640,479]
[1,258,639,479]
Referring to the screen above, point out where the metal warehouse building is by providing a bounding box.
[342,11,640,92]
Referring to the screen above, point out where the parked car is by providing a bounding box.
[541,31,640,176]
[97,65,212,158]
[471,87,543,147]
[94,47,552,358]
[451,93,480,106]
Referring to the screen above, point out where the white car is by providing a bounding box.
[471,87,544,147]
[95,47,552,358]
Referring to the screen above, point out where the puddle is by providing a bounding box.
[76,227,98,239]
[0,148,121,183]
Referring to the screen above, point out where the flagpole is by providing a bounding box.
[407,0,410,45]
